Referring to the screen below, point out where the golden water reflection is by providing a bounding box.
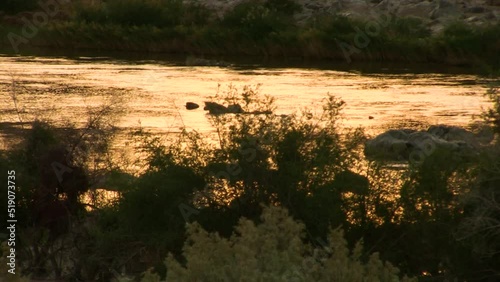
[0,56,493,143]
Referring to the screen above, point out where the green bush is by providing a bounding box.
[456,144,500,279]
[180,2,212,27]
[264,0,302,14]
[75,3,109,24]
[1,0,39,14]
[386,17,430,39]
[107,0,181,27]
[76,0,188,28]
[455,86,500,279]
[0,90,124,280]
[221,0,298,40]
[318,15,362,38]
[481,87,500,133]
[164,205,416,281]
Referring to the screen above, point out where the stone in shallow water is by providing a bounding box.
[364,129,415,161]
[186,102,199,110]
[227,104,243,113]
[364,125,485,162]
[204,101,228,115]
[203,102,244,115]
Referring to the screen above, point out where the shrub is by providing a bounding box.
[1,0,39,14]
[264,0,302,14]
[164,205,415,281]
[386,17,430,39]
[221,0,298,40]
[131,84,371,261]
[481,86,500,134]
[180,2,212,27]
[0,87,124,280]
[76,0,185,28]
[75,3,109,24]
[437,22,500,64]
[317,15,361,38]
[0,241,30,281]
[456,144,500,279]
[107,0,181,27]
[455,86,500,279]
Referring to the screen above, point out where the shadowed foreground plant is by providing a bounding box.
[455,114,500,279]
[161,205,415,282]
[481,86,500,134]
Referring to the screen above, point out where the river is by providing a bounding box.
[0,54,495,151]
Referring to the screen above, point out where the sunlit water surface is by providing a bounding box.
[0,55,494,152]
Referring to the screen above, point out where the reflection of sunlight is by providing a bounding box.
[80,189,121,211]
[193,179,245,208]
[0,56,493,141]
[421,271,432,277]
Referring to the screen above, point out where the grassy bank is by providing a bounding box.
[0,0,499,70]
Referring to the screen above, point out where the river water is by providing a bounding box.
[0,54,495,150]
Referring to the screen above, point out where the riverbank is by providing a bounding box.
[0,0,499,72]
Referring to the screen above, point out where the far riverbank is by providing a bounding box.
[0,0,499,74]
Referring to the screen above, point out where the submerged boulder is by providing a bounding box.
[365,125,483,162]
[427,124,480,145]
[203,102,272,115]
[364,129,416,161]
[204,102,228,115]
[185,102,200,110]
[204,102,244,115]
[227,104,244,114]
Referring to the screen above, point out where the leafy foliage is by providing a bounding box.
[165,205,416,282]
[0,0,38,14]
[221,0,299,40]
[75,0,210,28]
[0,94,124,280]
[481,87,500,134]
[170,85,366,242]
[455,86,500,279]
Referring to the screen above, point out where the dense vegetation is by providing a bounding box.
[0,0,38,14]
[0,0,499,70]
[0,83,499,281]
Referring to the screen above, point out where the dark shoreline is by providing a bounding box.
[0,17,499,76]
[0,43,498,77]
[1,0,499,77]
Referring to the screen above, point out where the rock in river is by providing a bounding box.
[364,125,484,162]
[185,102,199,110]
[204,102,244,115]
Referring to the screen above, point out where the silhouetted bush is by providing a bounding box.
[455,86,500,279]
[1,0,38,14]
[387,17,431,39]
[0,92,124,280]
[221,0,298,40]
[481,87,500,133]
[75,0,210,28]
